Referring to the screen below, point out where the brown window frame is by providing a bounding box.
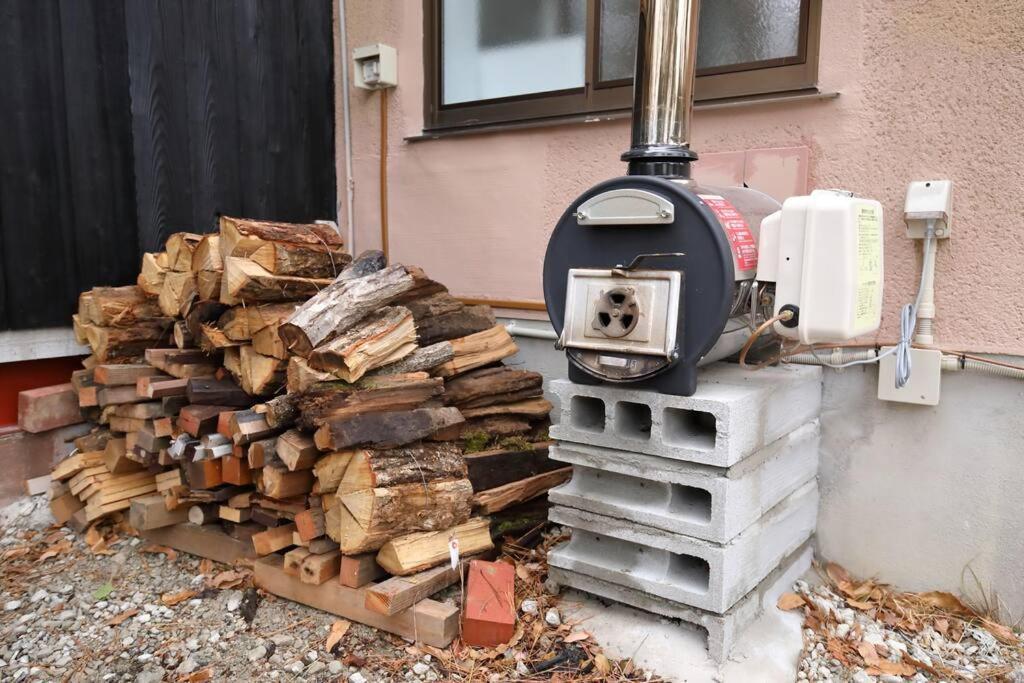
[423,0,822,132]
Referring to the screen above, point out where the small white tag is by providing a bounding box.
[448,536,460,571]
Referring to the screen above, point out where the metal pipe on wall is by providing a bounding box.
[337,0,356,251]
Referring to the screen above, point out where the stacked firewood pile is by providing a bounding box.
[38,216,569,638]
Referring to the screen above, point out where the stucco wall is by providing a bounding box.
[337,0,1024,354]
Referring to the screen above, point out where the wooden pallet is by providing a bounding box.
[254,554,459,647]
[141,523,256,565]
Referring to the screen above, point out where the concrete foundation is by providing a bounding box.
[549,420,819,543]
[550,541,813,664]
[549,364,821,467]
[549,481,817,614]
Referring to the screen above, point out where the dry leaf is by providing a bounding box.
[563,631,590,643]
[933,617,949,635]
[912,591,974,617]
[177,668,212,683]
[326,619,351,652]
[38,539,73,562]
[84,525,103,547]
[846,598,873,610]
[140,544,178,562]
[199,558,214,574]
[515,564,531,581]
[210,569,249,588]
[1,545,32,560]
[777,592,805,611]
[593,654,611,675]
[106,608,139,626]
[981,617,1018,645]
[161,589,198,606]
[867,659,916,677]
[856,642,880,667]
[825,562,852,586]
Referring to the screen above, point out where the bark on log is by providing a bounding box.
[221,257,333,305]
[286,357,335,394]
[338,443,466,495]
[79,286,164,327]
[375,518,493,576]
[313,407,465,451]
[278,264,421,358]
[405,293,496,346]
[296,374,444,429]
[443,367,543,409]
[83,321,173,362]
[460,397,553,419]
[219,216,344,259]
[368,341,454,377]
[260,394,299,429]
[307,306,417,382]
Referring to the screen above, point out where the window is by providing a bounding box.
[424,0,821,131]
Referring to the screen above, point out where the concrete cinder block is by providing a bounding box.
[549,421,819,543]
[549,363,822,467]
[548,541,813,662]
[548,480,817,614]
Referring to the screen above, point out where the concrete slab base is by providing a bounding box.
[549,364,821,467]
[551,542,812,673]
[549,421,819,543]
[549,481,817,613]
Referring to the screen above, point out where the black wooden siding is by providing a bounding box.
[0,0,335,331]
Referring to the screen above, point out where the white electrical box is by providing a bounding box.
[904,180,952,238]
[757,190,885,345]
[878,347,943,405]
[353,44,397,90]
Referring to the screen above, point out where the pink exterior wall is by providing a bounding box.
[336,0,1024,355]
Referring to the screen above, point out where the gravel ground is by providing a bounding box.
[0,496,440,683]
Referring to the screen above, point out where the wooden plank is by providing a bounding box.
[252,523,297,556]
[254,555,459,648]
[339,553,387,588]
[365,561,462,616]
[142,523,257,565]
[471,467,573,515]
[94,364,161,386]
[129,494,191,530]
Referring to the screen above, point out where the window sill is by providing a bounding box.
[407,88,839,142]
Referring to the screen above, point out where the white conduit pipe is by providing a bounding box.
[338,0,356,252]
[786,349,1024,381]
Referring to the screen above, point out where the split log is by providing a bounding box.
[197,271,223,301]
[313,407,465,451]
[284,547,312,576]
[166,232,203,272]
[276,429,319,471]
[443,367,543,409]
[80,286,164,326]
[261,464,314,498]
[279,264,423,358]
[307,306,417,382]
[295,507,326,542]
[340,478,473,542]
[83,320,173,362]
[138,377,187,399]
[246,303,299,359]
[260,394,299,429]
[221,257,332,305]
[251,522,297,555]
[158,271,197,317]
[221,455,253,485]
[173,321,194,348]
[406,293,496,346]
[368,341,454,377]
[338,443,466,495]
[462,442,558,491]
[286,357,335,394]
[365,558,475,616]
[375,518,493,576]
[300,551,342,585]
[184,300,228,342]
[239,345,287,396]
[97,384,147,407]
[471,467,572,514]
[297,374,444,429]
[138,252,169,296]
[179,405,236,438]
[198,324,242,352]
[229,409,278,446]
[312,450,357,493]
[433,325,518,378]
[219,216,344,259]
[190,234,222,273]
[217,306,251,341]
[247,437,277,468]
[187,504,220,525]
[460,397,553,420]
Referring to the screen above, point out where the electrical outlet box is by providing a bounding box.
[353,44,397,90]
[904,180,952,239]
[877,347,943,405]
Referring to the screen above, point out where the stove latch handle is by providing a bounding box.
[612,252,686,276]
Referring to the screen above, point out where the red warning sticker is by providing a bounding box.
[698,194,759,272]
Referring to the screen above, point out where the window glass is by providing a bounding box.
[442,0,587,105]
[598,0,804,82]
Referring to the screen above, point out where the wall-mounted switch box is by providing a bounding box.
[904,180,952,239]
[878,347,943,405]
[353,44,397,90]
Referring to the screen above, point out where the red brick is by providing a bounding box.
[17,383,81,433]
[462,559,516,648]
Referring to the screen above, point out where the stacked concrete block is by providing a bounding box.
[546,364,822,661]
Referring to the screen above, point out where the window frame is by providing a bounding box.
[423,0,822,132]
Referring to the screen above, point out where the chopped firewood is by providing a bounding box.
[221,455,253,485]
[166,232,203,272]
[314,407,465,451]
[297,374,444,428]
[239,345,287,395]
[471,467,573,514]
[198,324,242,352]
[179,405,236,438]
[463,442,558,491]
[218,216,344,263]
[138,252,169,296]
[307,306,417,383]
[339,553,387,588]
[312,450,358,493]
[260,464,314,499]
[460,397,553,419]
[172,320,194,348]
[251,522,297,555]
[405,292,496,346]
[276,429,320,471]
[78,285,164,327]
[95,363,162,386]
[229,409,278,445]
[338,479,473,552]
[366,557,477,616]
[81,320,172,363]
[186,377,253,407]
[368,340,454,377]
[190,234,222,273]
[221,257,332,305]
[376,518,493,576]
[284,547,312,576]
[338,443,466,495]
[138,376,187,399]
[295,507,327,542]
[300,550,342,585]
[433,325,518,378]
[216,306,251,341]
[286,356,335,394]
[97,385,146,407]
[443,367,543,409]
[187,504,220,525]
[248,437,277,469]
[18,384,81,433]
[279,263,422,358]
[103,438,143,475]
[159,271,197,317]
[182,459,224,490]
[218,505,251,523]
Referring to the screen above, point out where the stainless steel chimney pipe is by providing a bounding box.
[621,0,701,177]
